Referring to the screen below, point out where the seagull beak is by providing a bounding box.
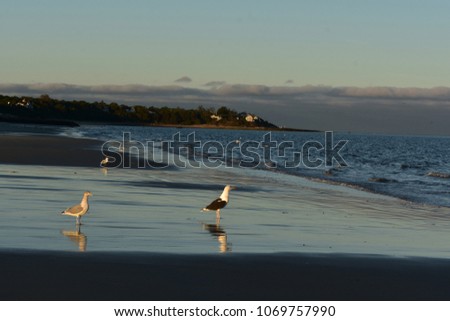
[230,186,237,190]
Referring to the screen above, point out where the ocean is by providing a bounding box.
[59,124,450,208]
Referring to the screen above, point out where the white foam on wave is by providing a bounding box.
[426,171,450,179]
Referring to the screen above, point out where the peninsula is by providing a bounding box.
[0,94,280,129]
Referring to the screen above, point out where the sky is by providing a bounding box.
[2,0,450,135]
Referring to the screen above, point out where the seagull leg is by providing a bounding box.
[76,216,81,226]
[216,209,221,222]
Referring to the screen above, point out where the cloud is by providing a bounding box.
[285,79,294,84]
[204,81,226,87]
[2,82,450,135]
[174,76,192,83]
[5,82,450,103]
[211,84,271,96]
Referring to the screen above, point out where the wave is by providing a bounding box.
[426,171,450,179]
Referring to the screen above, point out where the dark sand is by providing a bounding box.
[0,135,103,167]
[0,134,165,168]
[1,250,450,300]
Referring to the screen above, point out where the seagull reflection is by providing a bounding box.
[202,221,232,253]
[61,225,87,252]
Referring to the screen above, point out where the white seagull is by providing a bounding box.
[100,156,110,167]
[202,185,236,219]
[61,191,93,225]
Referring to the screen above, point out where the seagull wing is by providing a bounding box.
[205,198,227,210]
[63,204,85,215]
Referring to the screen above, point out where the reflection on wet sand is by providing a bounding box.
[61,225,87,252]
[202,221,231,253]
[100,167,108,176]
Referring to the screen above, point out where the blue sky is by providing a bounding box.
[2,1,450,134]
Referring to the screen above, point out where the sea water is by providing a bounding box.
[64,124,450,207]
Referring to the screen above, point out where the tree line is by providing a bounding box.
[0,94,277,128]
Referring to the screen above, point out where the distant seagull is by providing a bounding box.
[202,185,236,219]
[61,191,93,225]
[100,156,110,167]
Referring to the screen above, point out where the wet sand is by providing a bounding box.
[1,133,450,300]
[0,134,166,168]
[1,250,450,300]
[0,135,103,167]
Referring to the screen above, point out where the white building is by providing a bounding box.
[245,114,258,122]
[16,99,33,109]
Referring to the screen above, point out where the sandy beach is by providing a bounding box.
[1,132,450,300]
[2,250,450,300]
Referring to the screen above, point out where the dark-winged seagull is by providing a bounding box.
[62,191,93,225]
[202,185,236,219]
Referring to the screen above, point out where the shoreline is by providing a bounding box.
[1,250,450,300]
[78,121,320,132]
[144,123,320,132]
[0,132,443,207]
[1,119,320,133]
[0,131,446,211]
